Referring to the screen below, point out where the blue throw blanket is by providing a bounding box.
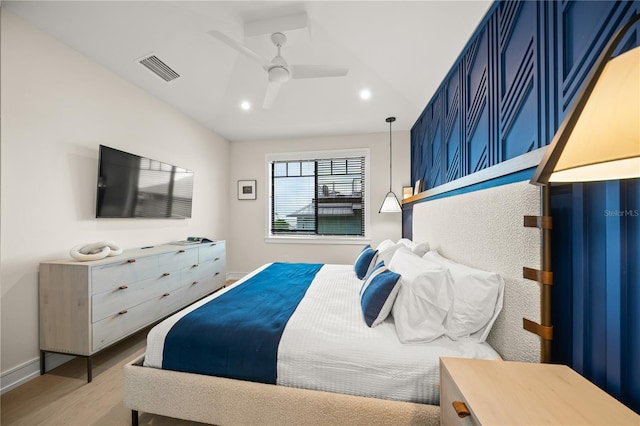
[162,262,323,383]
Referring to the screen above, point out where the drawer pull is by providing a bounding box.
[214,272,220,276]
[162,272,171,277]
[127,259,136,264]
[163,293,170,297]
[214,257,220,261]
[452,401,470,418]
[118,285,128,290]
[192,264,199,268]
[192,281,199,285]
[178,249,185,253]
[119,310,128,315]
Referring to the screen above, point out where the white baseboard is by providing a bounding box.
[226,272,247,281]
[0,352,73,395]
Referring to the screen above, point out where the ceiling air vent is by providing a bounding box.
[139,55,180,82]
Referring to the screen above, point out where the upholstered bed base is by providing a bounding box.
[124,355,440,425]
[123,180,542,425]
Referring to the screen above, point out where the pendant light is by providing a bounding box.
[379,117,402,213]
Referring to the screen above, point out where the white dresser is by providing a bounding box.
[39,241,225,381]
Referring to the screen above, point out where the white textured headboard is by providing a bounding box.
[412,180,541,362]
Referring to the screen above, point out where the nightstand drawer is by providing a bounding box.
[440,361,479,426]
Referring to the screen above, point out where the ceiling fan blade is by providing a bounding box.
[263,81,282,109]
[291,65,349,79]
[208,30,271,68]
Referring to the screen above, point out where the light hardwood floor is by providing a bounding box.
[1,328,210,426]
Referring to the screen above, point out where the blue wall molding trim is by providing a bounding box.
[403,147,545,205]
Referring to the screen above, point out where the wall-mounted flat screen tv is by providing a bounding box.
[96,145,193,219]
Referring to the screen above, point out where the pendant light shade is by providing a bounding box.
[531,15,640,185]
[379,117,402,213]
[380,191,401,213]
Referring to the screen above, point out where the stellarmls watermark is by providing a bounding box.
[604,209,639,217]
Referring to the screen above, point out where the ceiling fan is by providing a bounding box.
[209,30,349,109]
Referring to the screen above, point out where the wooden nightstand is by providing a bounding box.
[440,357,639,425]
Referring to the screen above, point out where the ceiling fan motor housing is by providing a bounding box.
[269,66,290,83]
[268,53,290,82]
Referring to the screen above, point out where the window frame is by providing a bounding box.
[265,149,371,245]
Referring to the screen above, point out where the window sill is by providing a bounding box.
[265,236,371,245]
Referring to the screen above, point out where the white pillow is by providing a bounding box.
[423,250,504,342]
[375,239,395,252]
[391,268,454,343]
[388,247,455,342]
[376,243,404,267]
[387,246,426,280]
[397,238,430,257]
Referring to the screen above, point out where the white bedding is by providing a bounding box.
[144,263,499,405]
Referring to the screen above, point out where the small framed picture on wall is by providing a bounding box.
[414,179,422,195]
[403,186,414,199]
[238,180,257,200]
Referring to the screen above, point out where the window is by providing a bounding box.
[268,151,368,240]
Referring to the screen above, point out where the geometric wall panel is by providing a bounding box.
[444,65,461,183]
[464,26,491,176]
[556,1,636,123]
[497,0,542,161]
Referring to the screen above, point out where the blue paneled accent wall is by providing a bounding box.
[551,180,640,413]
[405,0,639,413]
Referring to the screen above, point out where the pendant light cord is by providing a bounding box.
[386,117,396,192]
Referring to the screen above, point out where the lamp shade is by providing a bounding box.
[532,16,640,184]
[379,191,402,213]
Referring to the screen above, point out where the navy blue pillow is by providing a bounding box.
[360,267,401,327]
[354,245,378,279]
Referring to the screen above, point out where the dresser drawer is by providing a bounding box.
[92,287,184,351]
[198,242,224,263]
[91,272,181,322]
[158,248,198,273]
[182,253,224,287]
[91,256,158,295]
[178,280,215,306]
[197,258,223,279]
[181,263,203,287]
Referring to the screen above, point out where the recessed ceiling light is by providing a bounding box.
[359,89,371,100]
[241,101,251,111]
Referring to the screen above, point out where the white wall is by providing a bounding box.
[0,10,230,379]
[228,131,410,275]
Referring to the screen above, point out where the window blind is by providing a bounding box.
[271,156,365,236]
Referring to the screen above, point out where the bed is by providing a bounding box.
[124,180,543,425]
